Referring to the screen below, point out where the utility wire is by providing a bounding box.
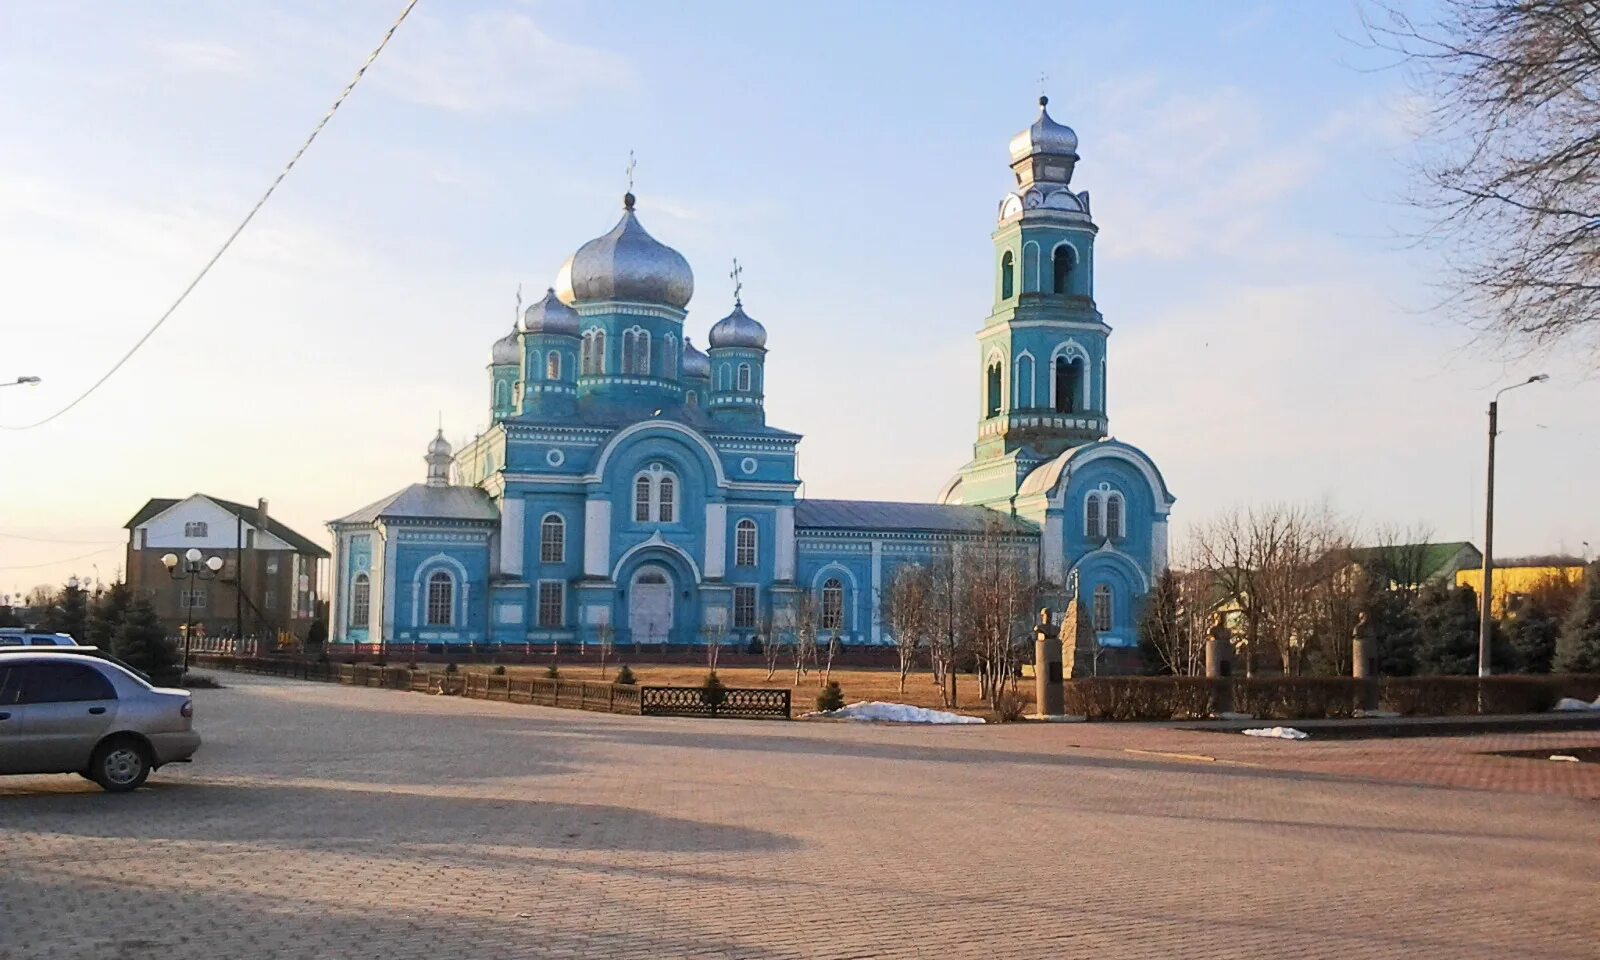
[1,0,420,431]
[0,545,122,571]
[0,532,122,545]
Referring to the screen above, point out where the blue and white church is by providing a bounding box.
[328,98,1175,663]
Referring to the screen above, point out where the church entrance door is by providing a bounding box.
[629,566,674,649]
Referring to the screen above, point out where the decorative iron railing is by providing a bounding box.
[639,685,791,719]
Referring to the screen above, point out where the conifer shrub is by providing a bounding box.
[444,661,459,674]
[492,664,507,676]
[545,663,560,678]
[816,680,844,712]
[614,664,636,685]
[700,671,727,709]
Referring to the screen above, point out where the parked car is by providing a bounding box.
[0,629,79,647]
[0,649,200,792]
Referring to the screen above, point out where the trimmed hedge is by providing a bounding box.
[1061,674,1600,721]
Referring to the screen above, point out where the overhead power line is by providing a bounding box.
[0,532,122,545]
[0,545,123,571]
[1,0,420,431]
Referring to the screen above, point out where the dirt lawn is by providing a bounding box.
[464,660,1018,715]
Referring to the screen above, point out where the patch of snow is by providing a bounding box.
[1241,726,1309,740]
[1548,754,1581,762]
[807,701,986,724]
[1551,696,1600,712]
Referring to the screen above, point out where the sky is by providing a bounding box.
[2,0,1598,598]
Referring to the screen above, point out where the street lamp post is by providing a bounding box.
[1478,373,1549,678]
[2,376,42,388]
[163,548,225,676]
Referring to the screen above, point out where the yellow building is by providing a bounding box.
[1456,557,1588,618]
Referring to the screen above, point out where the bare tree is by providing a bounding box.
[594,621,616,679]
[700,618,730,674]
[1359,523,1439,595]
[1364,1,1600,353]
[759,608,782,680]
[787,591,820,685]
[882,563,931,693]
[924,550,963,707]
[957,521,1038,710]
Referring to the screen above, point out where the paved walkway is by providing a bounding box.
[2,674,1597,959]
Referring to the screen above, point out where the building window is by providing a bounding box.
[735,519,758,567]
[734,585,757,629]
[686,390,698,407]
[426,571,454,626]
[581,329,606,375]
[494,379,510,408]
[658,475,676,523]
[634,476,652,522]
[1052,244,1075,294]
[621,327,651,375]
[184,521,208,538]
[1092,583,1112,632]
[1001,250,1015,299]
[821,577,844,632]
[1106,493,1124,539]
[737,363,752,392]
[986,362,1002,418]
[350,573,370,627]
[263,589,276,610]
[266,556,279,575]
[540,514,565,564]
[546,350,560,380]
[1085,494,1102,539]
[179,587,208,609]
[537,582,564,628]
[718,364,731,391]
[664,337,677,378]
[1054,356,1082,413]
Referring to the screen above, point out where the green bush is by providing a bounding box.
[544,663,560,679]
[614,664,636,685]
[444,662,459,674]
[492,664,507,676]
[701,671,727,709]
[1063,677,1213,721]
[1233,677,1359,720]
[816,680,845,712]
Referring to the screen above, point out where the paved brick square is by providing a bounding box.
[2,674,1597,959]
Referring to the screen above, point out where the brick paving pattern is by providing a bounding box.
[2,674,1597,959]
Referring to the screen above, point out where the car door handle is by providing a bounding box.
[88,707,106,715]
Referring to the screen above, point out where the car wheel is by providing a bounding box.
[89,738,151,793]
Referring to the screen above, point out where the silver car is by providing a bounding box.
[0,650,201,792]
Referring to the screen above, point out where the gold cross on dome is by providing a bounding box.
[626,150,636,193]
[729,258,744,305]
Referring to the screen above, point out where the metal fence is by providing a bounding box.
[190,654,789,719]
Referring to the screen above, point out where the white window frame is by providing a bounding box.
[546,350,561,380]
[426,570,455,627]
[736,362,752,392]
[540,513,565,564]
[1106,492,1125,540]
[184,521,208,538]
[633,468,680,524]
[350,573,370,627]
[634,475,652,522]
[1084,492,1102,539]
[1092,583,1112,632]
[537,580,564,628]
[733,585,757,630]
[657,474,676,523]
[734,518,758,567]
[821,577,844,633]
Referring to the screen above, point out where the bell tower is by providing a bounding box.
[952,97,1112,508]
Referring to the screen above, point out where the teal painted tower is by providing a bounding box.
[956,96,1110,509]
[518,287,580,419]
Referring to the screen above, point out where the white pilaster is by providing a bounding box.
[379,530,396,641]
[583,498,612,578]
[500,497,525,578]
[704,502,728,580]
[1043,514,1065,584]
[1151,518,1169,578]
[328,532,344,642]
[775,505,796,581]
[870,539,883,645]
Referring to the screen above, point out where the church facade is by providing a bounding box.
[327,98,1174,659]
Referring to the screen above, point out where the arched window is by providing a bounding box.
[1052,244,1075,294]
[580,334,591,375]
[350,573,370,627]
[735,519,757,567]
[686,390,698,407]
[1106,493,1124,540]
[663,337,677,378]
[633,330,651,375]
[986,362,1002,418]
[737,363,752,392]
[546,350,560,380]
[1085,493,1102,539]
[821,577,844,632]
[1000,250,1015,299]
[1054,356,1081,413]
[634,475,652,522]
[718,364,731,391]
[1092,584,1112,632]
[621,330,635,374]
[494,380,509,408]
[426,570,454,626]
[1014,353,1035,408]
[657,475,676,523]
[582,330,606,375]
[540,514,565,564]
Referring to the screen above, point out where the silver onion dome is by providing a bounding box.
[427,429,452,459]
[521,287,580,337]
[708,303,767,350]
[1009,95,1078,164]
[424,428,453,486]
[554,194,694,309]
[682,336,710,379]
[489,328,520,366]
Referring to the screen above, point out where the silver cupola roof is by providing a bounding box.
[682,336,711,379]
[554,194,694,309]
[489,328,520,366]
[708,302,767,350]
[520,287,580,337]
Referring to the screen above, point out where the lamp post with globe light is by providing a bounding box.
[162,548,224,676]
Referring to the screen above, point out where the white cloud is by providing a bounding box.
[142,38,251,75]
[374,10,631,114]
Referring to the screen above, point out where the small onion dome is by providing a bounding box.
[489,328,520,366]
[682,336,711,379]
[520,287,580,337]
[1009,95,1078,163]
[427,429,452,459]
[708,303,767,350]
[425,429,453,486]
[554,194,694,309]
